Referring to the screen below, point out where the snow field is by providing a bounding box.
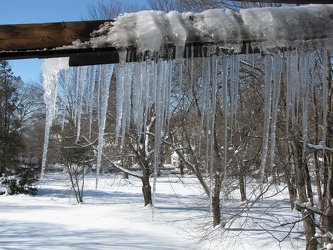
[1,173,304,250]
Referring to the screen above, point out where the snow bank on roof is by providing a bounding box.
[88,4,333,53]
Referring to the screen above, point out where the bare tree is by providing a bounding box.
[86,0,147,20]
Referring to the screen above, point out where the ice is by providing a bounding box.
[269,54,282,172]
[221,54,229,186]
[209,55,218,212]
[232,54,239,130]
[88,5,333,54]
[115,63,132,146]
[88,65,96,139]
[322,51,328,150]
[285,51,292,134]
[260,55,272,183]
[61,69,69,131]
[166,11,187,52]
[300,50,310,161]
[241,5,333,50]
[39,4,333,222]
[95,64,113,189]
[41,57,69,177]
[76,67,84,142]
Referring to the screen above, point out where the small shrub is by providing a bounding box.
[0,165,39,195]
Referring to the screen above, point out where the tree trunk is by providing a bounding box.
[179,160,184,176]
[293,138,316,250]
[212,192,221,227]
[212,173,222,227]
[322,158,333,246]
[321,50,333,246]
[141,170,152,206]
[239,164,247,202]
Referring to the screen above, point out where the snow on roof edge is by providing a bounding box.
[71,5,333,56]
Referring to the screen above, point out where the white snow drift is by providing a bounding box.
[88,4,333,53]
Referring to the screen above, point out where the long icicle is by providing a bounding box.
[322,50,328,150]
[95,65,113,189]
[269,54,282,175]
[41,57,69,178]
[221,54,229,191]
[300,50,310,162]
[260,55,273,185]
[209,54,218,214]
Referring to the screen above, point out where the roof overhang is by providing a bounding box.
[0,20,117,66]
[0,1,332,66]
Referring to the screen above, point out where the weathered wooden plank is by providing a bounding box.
[0,20,110,50]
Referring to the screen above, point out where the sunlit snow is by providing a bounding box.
[0,173,305,250]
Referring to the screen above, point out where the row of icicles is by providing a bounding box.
[41,46,330,208]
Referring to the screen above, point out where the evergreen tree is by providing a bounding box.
[0,60,24,176]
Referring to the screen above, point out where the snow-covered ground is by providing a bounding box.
[0,173,305,249]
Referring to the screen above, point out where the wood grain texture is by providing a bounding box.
[0,20,109,50]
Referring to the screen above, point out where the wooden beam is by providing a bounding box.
[0,47,120,66]
[0,20,119,65]
[0,20,109,51]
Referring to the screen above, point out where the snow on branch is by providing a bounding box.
[307,143,333,152]
[295,200,327,217]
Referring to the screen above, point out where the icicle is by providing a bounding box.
[221,54,229,187]
[115,64,125,144]
[72,68,79,126]
[76,67,84,142]
[230,55,235,133]
[61,68,69,131]
[143,61,153,141]
[132,63,141,137]
[209,54,218,213]
[229,54,240,134]
[269,54,282,174]
[41,57,69,177]
[204,56,211,176]
[310,52,316,96]
[322,50,328,150]
[300,50,310,162]
[190,44,194,89]
[165,59,173,124]
[95,64,113,189]
[295,50,301,125]
[115,54,134,148]
[198,56,211,157]
[120,64,133,148]
[234,54,240,130]
[290,50,300,130]
[138,62,147,139]
[152,60,165,217]
[260,55,273,184]
[88,66,96,139]
[285,51,292,135]
[96,66,102,129]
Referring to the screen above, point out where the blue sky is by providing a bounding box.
[1,0,147,83]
